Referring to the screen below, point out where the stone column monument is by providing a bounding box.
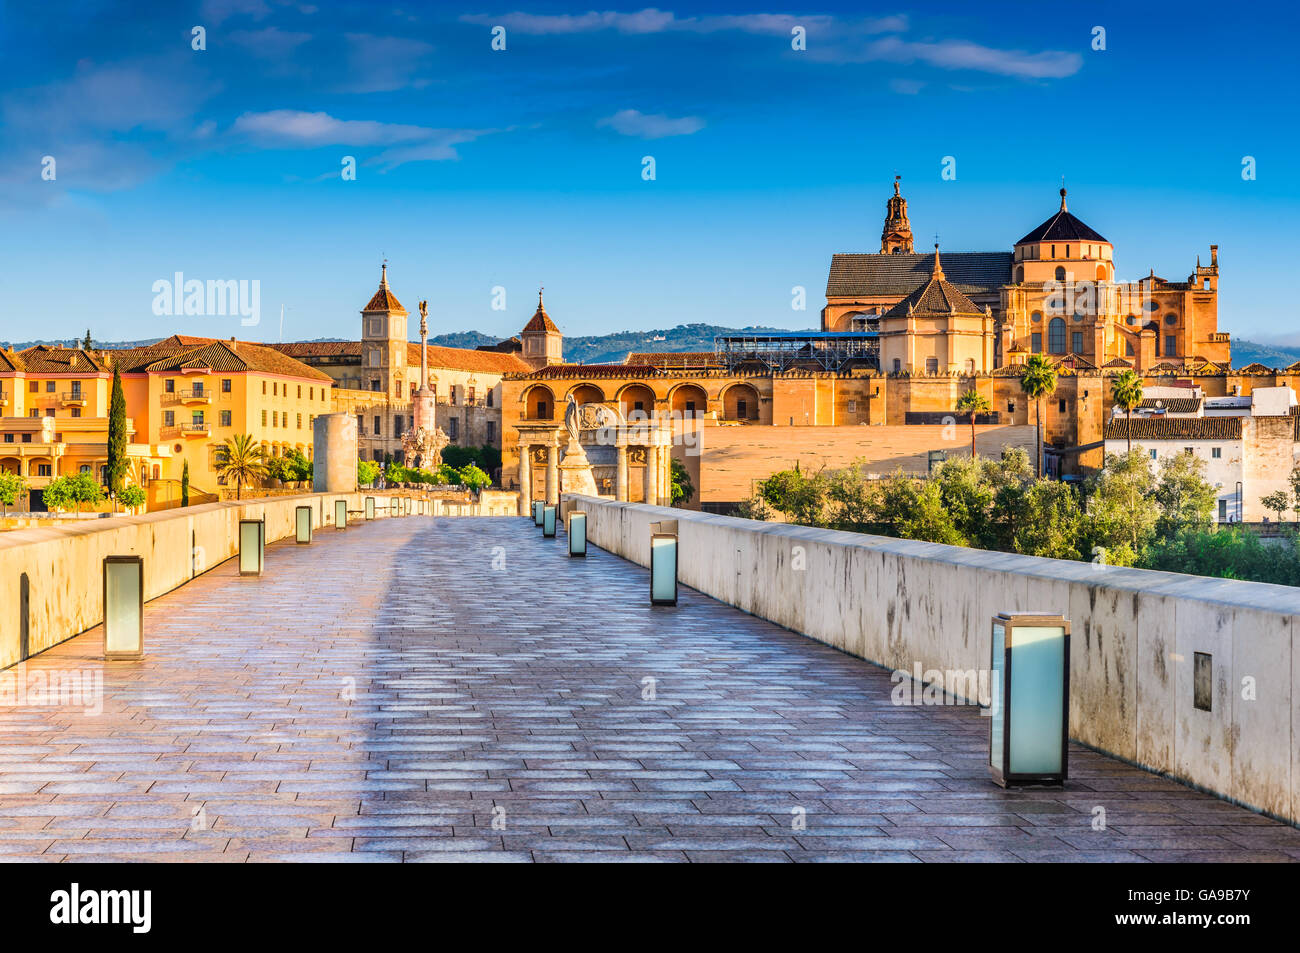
[313,413,358,492]
[557,394,599,498]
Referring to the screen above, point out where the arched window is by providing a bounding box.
[1015,266,1024,284]
[1095,264,1107,281]
[1047,317,1066,354]
[1054,266,1066,281]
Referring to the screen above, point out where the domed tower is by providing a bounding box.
[520,288,563,369]
[1013,187,1113,285]
[880,176,914,255]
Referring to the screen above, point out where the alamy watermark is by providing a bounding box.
[0,668,102,716]
[151,272,260,326]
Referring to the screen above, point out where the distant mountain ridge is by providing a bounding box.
[6,328,1299,371]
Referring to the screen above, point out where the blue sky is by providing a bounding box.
[1,1,1296,345]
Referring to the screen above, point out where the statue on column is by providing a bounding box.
[402,424,449,470]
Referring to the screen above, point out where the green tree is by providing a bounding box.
[669,458,694,506]
[215,434,268,500]
[1290,465,1300,524]
[1154,452,1217,537]
[83,329,93,350]
[985,449,1034,552]
[457,464,492,492]
[43,472,105,514]
[1014,479,1083,559]
[357,458,380,487]
[1083,450,1158,565]
[823,462,876,532]
[759,466,826,525]
[1261,490,1290,524]
[180,459,190,507]
[955,389,991,459]
[117,484,146,511]
[1019,354,1057,477]
[284,448,312,482]
[0,470,27,515]
[933,456,994,548]
[897,479,965,545]
[106,366,127,498]
[734,494,772,521]
[1110,369,1144,454]
[435,463,462,485]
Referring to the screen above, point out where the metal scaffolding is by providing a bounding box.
[713,331,880,372]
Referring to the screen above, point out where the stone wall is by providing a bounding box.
[566,494,1300,825]
[0,491,491,671]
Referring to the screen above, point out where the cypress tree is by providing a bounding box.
[107,365,127,496]
[181,459,190,507]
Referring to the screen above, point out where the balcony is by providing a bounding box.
[60,391,88,408]
[180,423,211,437]
[162,389,213,406]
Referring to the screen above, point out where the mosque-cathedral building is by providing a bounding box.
[499,180,1300,511]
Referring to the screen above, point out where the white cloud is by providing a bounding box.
[597,108,704,139]
[460,10,905,36]
[232,109,495,168]
[847,36,1082,79]
[342,33,436,93]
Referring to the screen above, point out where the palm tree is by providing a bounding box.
[1019,355,1058,478]
[214,434,267,500]
[955,390,991,459]
[1111,369,1144,454]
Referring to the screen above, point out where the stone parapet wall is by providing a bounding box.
[0,492,496,671]
[566,494,1300,826]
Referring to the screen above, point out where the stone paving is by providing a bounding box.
[1,516,1298,863]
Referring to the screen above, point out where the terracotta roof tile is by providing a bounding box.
[14,345,109,374]
[112,337,332,382]
[1139,396,1202,414]
[827,251,1011,298]
[1104,416,1242,441]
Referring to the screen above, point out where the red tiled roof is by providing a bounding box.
[12,345,109,374]
[625,351,720,367]
[522,292,559,334]
[362,266,407,314]
[1104,416,1242,441]
[269,341,530,375]
[112,337,332,382]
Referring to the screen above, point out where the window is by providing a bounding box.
[367,349,380,367]
[846,399,857,413]
[468,387,476,403]
[633,401,644,412]
[396,381,402,398]
[486,390,494,408]
[737,399,748,418]
[1054,266,1066,281]
[1007,400,1016,413]
[21,433,31,442]
[1164,335,1177,357]
[486,421,495,442]
[1058,399,1066,413]
[536,401,547,419]
[370,379,381,392]
[308,387,314,400]
[272,411,278,427]
[1126,341,1135,356]
[1184,447,1194,456]
[1164,313,1178,326]
[193,381,204,396]
[1211,447,1222,459]
[261,410,267,426]
[447,417,459,441]
[1,434,9,443]
[222,378,232,393]
[262,381,267,395]
[1050,245,1056,258]
[1031,332,1042,353]
[28,381,37,393]
[892,359,901,373]
[29,409,39,418]
[296,414,302,429]
[685,399,696,412]
[220,410,232,427]
[925,358,939,374]
[1047,318,1066,354]
[37,464,51,477]
[373,415,381,436]
[1218,499,1227,521]
[394,415,403,434]
[1031,310,1042,323]
[356,415,364,435]
[79,464,91,474]
[70,407,81,418]
[1071,331,1084,354]
[192,411,204,427]
[70,381,81,397]
[1150,449,1157,460]
[297,385,302,398]
[164,410,175,427]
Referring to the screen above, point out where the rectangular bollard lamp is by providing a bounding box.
[365,496,375,520]
[649,520,679,606]
[533,500,544,526]
[543,504,557,537]
[335,499,347,530]
[239,519,264,576]
[568,511,587,557]
[295,505,312,544]
[103,555,144,660]
[989,612,1070,787]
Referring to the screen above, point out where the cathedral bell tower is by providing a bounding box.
[880,176,914,255]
